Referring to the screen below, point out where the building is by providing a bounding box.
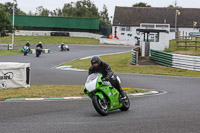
[112,7,200,41]
[137,23,170,55]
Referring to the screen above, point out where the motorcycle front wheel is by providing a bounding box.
[92,95,109,116]
[24,51,27,56]
[36,51,40,57]
[120,94,130,111]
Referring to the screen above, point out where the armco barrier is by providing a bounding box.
[150,49,200,71]
[150,50,173,67]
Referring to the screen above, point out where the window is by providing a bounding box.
[170,28,175,32]
[120,27,126,31]
[144,33,159,42]
[149,33,159,42]
[126,27,131,31]
[120,27,131,31]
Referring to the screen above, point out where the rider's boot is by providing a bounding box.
[119,89,127,100]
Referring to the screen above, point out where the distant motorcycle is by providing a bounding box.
[23,46,30,56]
[59,45,70,51]
[36,47,42,57]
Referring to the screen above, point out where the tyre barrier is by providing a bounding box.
[21,49,50,54]
[132,50,136,65]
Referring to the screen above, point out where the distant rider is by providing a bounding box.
[61,43,65,51]
[36,42,43,49]
[25,41,30,47]
[24,41,31,52]
[89,56,127,99]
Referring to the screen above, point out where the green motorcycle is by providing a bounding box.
[22,46,30,56]
[83,73,130,116]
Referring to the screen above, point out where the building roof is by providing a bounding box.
[113,7,200,28]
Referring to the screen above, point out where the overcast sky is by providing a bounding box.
[1,0,200,17]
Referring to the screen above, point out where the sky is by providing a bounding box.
[1,0,200,17]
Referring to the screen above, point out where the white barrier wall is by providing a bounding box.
[0,62,30,89]
[100,38,135,45]
[14,30,103,40]
[69,32,103,40]
[0,44,8,50]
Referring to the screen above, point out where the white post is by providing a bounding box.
[11,0,16,50]
[175,10,180,39]
[175,10,177,35]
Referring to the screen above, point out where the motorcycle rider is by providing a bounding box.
[25,41,30,47]
[24,41,31,52]
[36,42,43,49]
[61,43,65,51]
[89,56,127,99]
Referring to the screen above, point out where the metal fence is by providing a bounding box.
[150,49,200,71]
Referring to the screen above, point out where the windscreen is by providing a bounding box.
[85,73,99,92]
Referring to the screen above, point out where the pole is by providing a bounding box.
[175,10,177,39]
[11,1,15,49]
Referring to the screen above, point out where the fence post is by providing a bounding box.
[195,37,197,50]
[185,41,187,48]
[176,34,179,47]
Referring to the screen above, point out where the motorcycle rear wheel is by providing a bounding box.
[92,95,109,116]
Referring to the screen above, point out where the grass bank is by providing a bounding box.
[0,85,147,101]
[164,40,200,56]
[0,36,100,45]
[0,49,22,56]
[63,52,200,77]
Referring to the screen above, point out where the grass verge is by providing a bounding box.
[0,85,147,101]
[63,52,200,77]
[0,36,100,45]
[164,40,200,56]
[0,49,22,56]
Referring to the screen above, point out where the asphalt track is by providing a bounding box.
[0,45,200,133]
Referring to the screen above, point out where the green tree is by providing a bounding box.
[62,2,76,17]
[35,6,50,16]
[167,4,182,8]
[0,7,12,37]
[50,8,62,17]
[4,2,26,15]
[28,11,34,16]
[99,5,110,25]
[133,2,151,7]
[62,0,99,18]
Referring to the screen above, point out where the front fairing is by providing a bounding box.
[85,73,102,92]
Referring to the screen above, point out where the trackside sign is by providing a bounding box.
[0,62,30,89]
